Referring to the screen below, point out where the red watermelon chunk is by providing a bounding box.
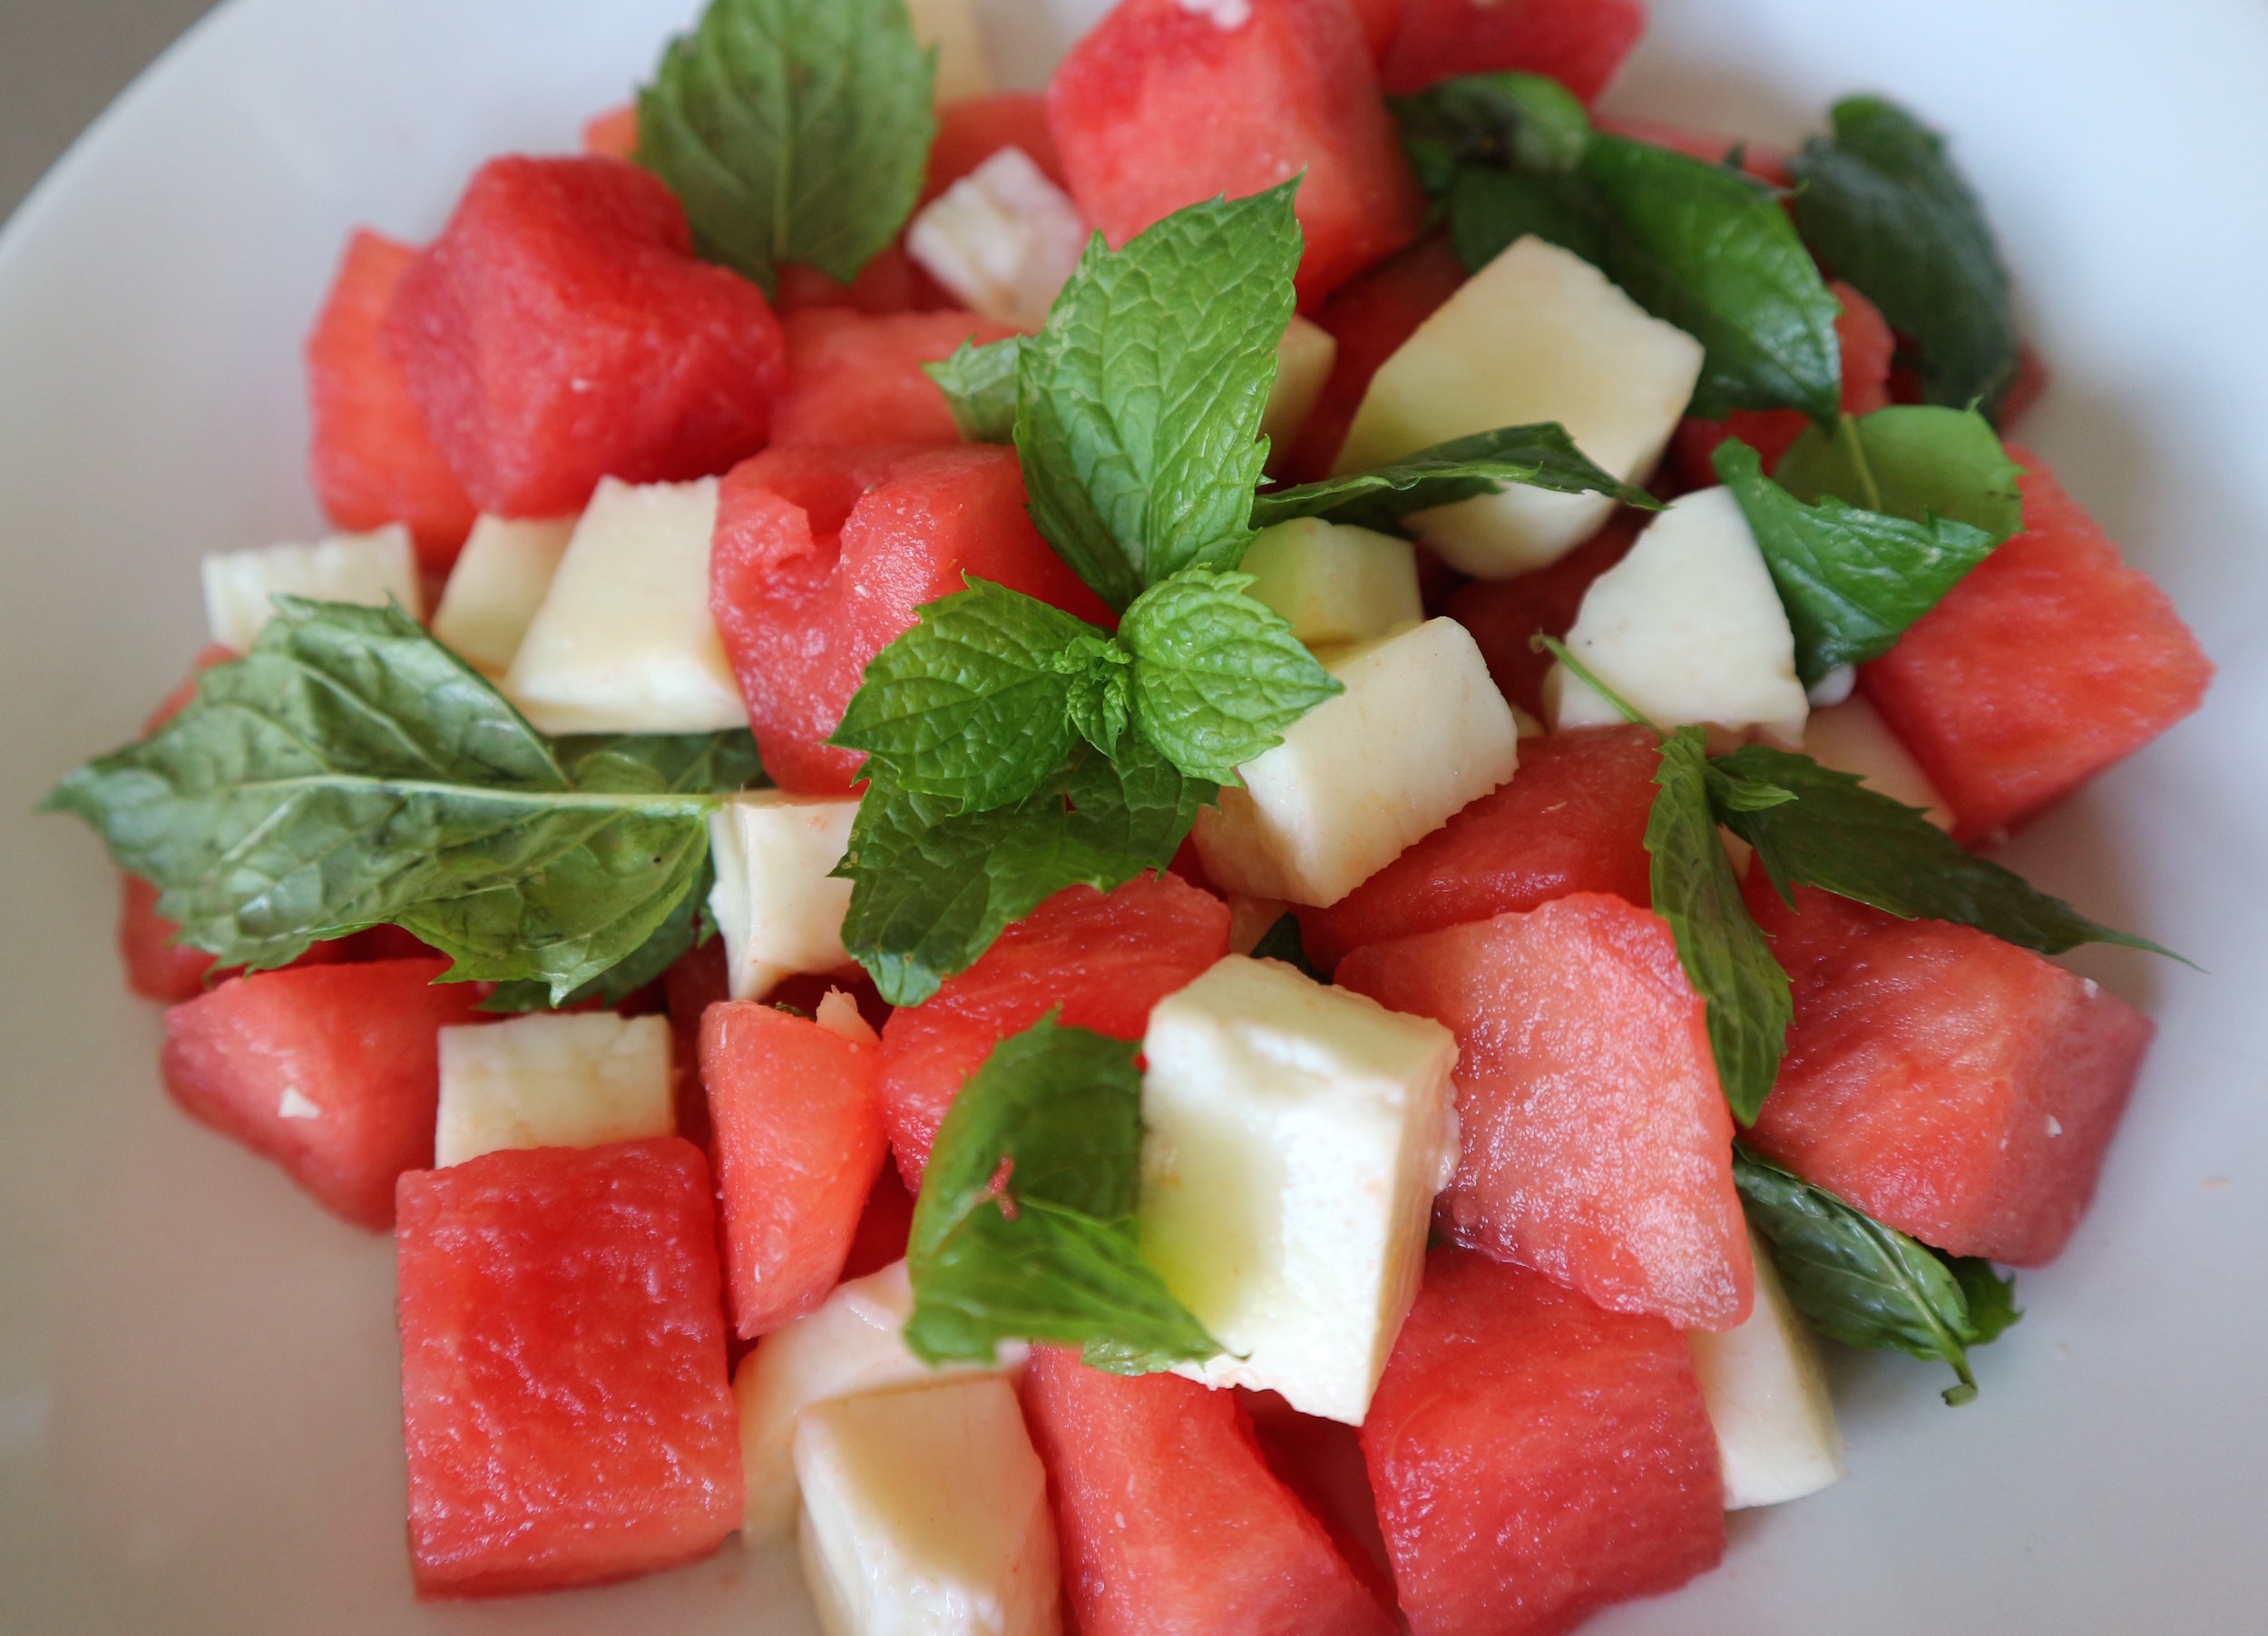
[878,874,1229,1185]
[927,93,1069,201]
[386,155,785,517]
[118,874,218,1004]
[1670,280,1895,489]
[701,999,887,1338]
[1378,0,1647,102]
[305,230,478,573]
[1022,1348,1395,1636]
[771,309,1019,449]
[582,103,639,160]
[1745,881,2155,1266]
[1859,446,2213,842]
[709,443,1110,794]
[1046,0,1426,309]
[394,1138,740,1597]
[1360,1249,1725,1636]
[1283,232,1467,481]
[774,246,937,317]
[160,958,485,1229]
[1443,514,1638,717]
[1339,894,1752,1330]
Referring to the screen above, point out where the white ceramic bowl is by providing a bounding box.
[3,1,2264,1630]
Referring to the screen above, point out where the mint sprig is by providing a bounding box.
[925,336,1022,444]
[1774,405,2026,537]
[1250,423,1659,535]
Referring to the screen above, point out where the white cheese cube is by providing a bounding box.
[906,147,1088,333]
[737,1260,1025,1544]
[1335,236,1704,577]
[1804,694,1953,830]
[1547,485,1809,748]
[1237,518,1421,650]
[1192,618,1520,906]
[502,476,746,734]
[428,513,575,676]
[1139,955,1461,1425]
[906,0,994,102]
[200,524,420,652]
[1262,314,1338,455]
[433,1013,672,1168]
[1687,1229,1846,1509]
[794,1376,1060,1636]
[707,791,862,1002]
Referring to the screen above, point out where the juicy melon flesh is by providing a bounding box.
[1670,280,1895,489]
[771,309,1019,449]
[119,874,218,1003]
[1378,0,1648,102]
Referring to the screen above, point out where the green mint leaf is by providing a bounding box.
[1015,185,1302,611]
[1788,97,2020,421]
[1389,71,1593,181]
[1119,569,1341,785]
[480,855,713,1013]
[1647,728,1790,1124]
[1949,1254,2022,1348]
[1248,913,1326,983]
[1714,436,1998,685]
[1774,405,2026,538]
[1065,645,1132,759]
[1251,423,1661,536]
[924,336,1024,444]
[635,0,937,296]
[1443,162,1612,271]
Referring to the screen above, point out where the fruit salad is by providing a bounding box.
[44,0,2213,1629]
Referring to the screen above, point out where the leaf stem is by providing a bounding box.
[1835,412,1887,514]
[1531,633,1657,732]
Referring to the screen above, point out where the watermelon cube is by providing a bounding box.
[926,93,1069,201]
[877,873,1229,1184]
[394,1138,741,1596]
[1442,512,1639,718]
[709,443,1110,794]
[1745,882,2155,1266]
[305,230,478,572]
[1339,894,1754,1331]
[1360,1249,1725,1636]
[1377,0,1647,102]
[702,997,888,1337]
[1021,1347,1395,1636]
[773,246,932,317]
[386,155,785,517]
[1295,723,1658,969]
[1670,280,1895,489]
[1284,232,1469,482]
[160,958,486,1229]
[581,103,639,160]
[771,309,1019,450]
[118,874,216,1003]
[1046,0,1427,309]
[1859,446,2213,842]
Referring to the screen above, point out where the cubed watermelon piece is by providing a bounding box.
[1670,280,1894,489]
[1745,881,2155,1266]
[1442,513,1638,717]
[1046,0,1427,309]
[1859,446,2213,842]
[772,309,1019,449]
[1296,724,1658,969]
[1339,894,1752,1331]
[394,1138,741,1596]
[160,958,485,1229]
[582,103,639,160]
[774,245,937,317]
[1378,0,1647,102]
[1347,0,1403,60]
[118,874,217,1003]
[841,1161,917,1281]
[386,155,785,517]
[1022,1348,1394,1636]
[702,999,887,1338]
[1282,233,1468,482]
[709,443,1111,794]
[305,230,479,573]
[926,93,1069,201]
[662,935,730,1151]
[1360,1249,1725,1636]
[877,873,1230,1184]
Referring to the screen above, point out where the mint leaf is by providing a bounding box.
[1249,913,1325,983]
[1119,569,1340,785]
[1774,405,2026,538]
[1443,162,1611,272]
[1788,97,2020,421]
[1714,436,1997,685]
[905,1015,1221,1370]
[1733,1146,2016,1406]
[481,855,713,1013]
[1252,423,1659,535]
[924,336,1023,444]
[1015,185,1302,611]
[1065,644,1132,759]
[1390,71,1592,187]
[635,0,936,296]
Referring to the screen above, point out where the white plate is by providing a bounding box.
[2,0,2263,1629]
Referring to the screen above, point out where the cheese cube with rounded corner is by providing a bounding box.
[736,1259,1026,1544]
[1804,694,1953,831]
[908,147,1087,333]
[906,0,993,102]
[707,791,862,1002]
[1687,1229,1846,1510]
[1262,314,1338,454]
[1139,955,1461,1425]
[1335,236,1703,577]
[1192,618,1520,906]
[794,1376,1059,1635]
[502,476,745,734]
[429,513,576,675]
[1548,485,1809,748]
[1237,517,1421,649]
[201,524,420,652]
[434,1012,672,1168]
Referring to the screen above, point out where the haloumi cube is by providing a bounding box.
[1262,315,1338,454]
[433,1013,672,1168]
[1237,518,1421,650]
[1687,1229,1847,1509]
[1803,694,1953,830]
[906,147,1088,332]
[200,524,420,652]
[707,791,862,1001]
[428,513,576,676]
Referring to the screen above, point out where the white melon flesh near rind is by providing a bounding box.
[1804,693,1954,831]
[428,513,576,676]
[905,146,1087,332]
[201,524,421,652]
[1688,1228,1847,1510]
[1237,518,1422,650]
[1192,618,1520,907]
[1262,315,1338,454]
[706,792,862,1002]
[1139,955,1461,1425]
[433,1013,673,1168]
[793,1376,1060,1636]
[1334,236,1704,578]
[502,476,746,734]
[905,0,994,101]
[1548,485,1810,748]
